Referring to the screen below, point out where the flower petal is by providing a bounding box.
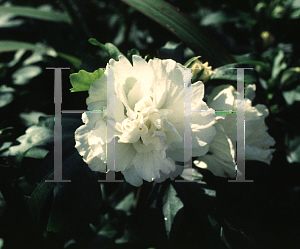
[195,123,236,178]
[122,165,143,187]
[154,164,183,183]
[86,73,107,106]
[206,84,236,119]
[132,55,153,95]
[75,56,220,186]
[151,78,168,109]
[133,149,176,182]
[208,84,276,165]
[114,138,136,171]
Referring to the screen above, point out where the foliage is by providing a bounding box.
[0,0,300,248]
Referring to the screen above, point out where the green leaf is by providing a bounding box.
[285,132,300,163]
[272,50,287,79]
[0,63,7,77]
[210,63,257,87]
[46,151,101,238]
[127,48,140,63]
[70,68,105,92]
[22,115,86,229]
[162,184,184,238]
[0,41,46,52]
[282,85,300,106]
[0,127,13,136]
[0,41,81,68]
[0,6,71,23]
[184,56,201,68]
[9,116,54,164]
[115,192,135,213]
[290,8,300,19]
[158,41,183,63]
[121,0,236,67]
[144,54,152,61]
[12,65,42,85]
[280,67,300,90]
[238,60,270,71]
[26,172,56,225]
[56,52,82,69]
[127,48,140,58]
[89,38,124,61]
[98,223,118,239]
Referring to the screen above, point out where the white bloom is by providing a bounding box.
[195,84,276,178]
[75,55,216,186]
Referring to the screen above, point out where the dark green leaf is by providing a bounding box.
[56,52,82,69]
[70,68,105,92]
[127,48,140,64]
[158,41,183,63]
[26,172,56,225]
[0,63,7,77]
[121,0,236,67]
[201,10,255,28]
[282,85,300,106]
[23,114,86,227]
[43,114,101,237]
[0,127,13,141]
[88,38,124,61]
[0,41,51,53]
[12,65,42,85]
[115,192,135,213]
[284,127,300,163]
[272,50,287,79]
[144,54,152,61]
[98,223,118,239]
[0,6,71,23]
[162,184,184,238]
[290,8,300,19]
[184,56,201,68]
[0,41,81,68]
[46,151,101,238]
[210,63,257,87]
[127,48,140,58]
[280,67,300,90]
[237,60,270,71]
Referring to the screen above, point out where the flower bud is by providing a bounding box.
[190,59,214,83]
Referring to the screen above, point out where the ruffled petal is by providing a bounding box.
[122,165,143,187]
[206,84,236,120]
[132,55,153,96]
[195,123,236,178]
[154,164,183,183]
[207,84,276,165]
[75,55,219,186]
[133,149,176,182]
[114,138,136,171]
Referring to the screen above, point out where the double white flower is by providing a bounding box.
[75,55,276,186]
[195,84,276,177]
[75,55,216,186]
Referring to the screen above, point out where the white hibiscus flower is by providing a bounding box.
[75,55,216,186]
[195,83,276,178]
